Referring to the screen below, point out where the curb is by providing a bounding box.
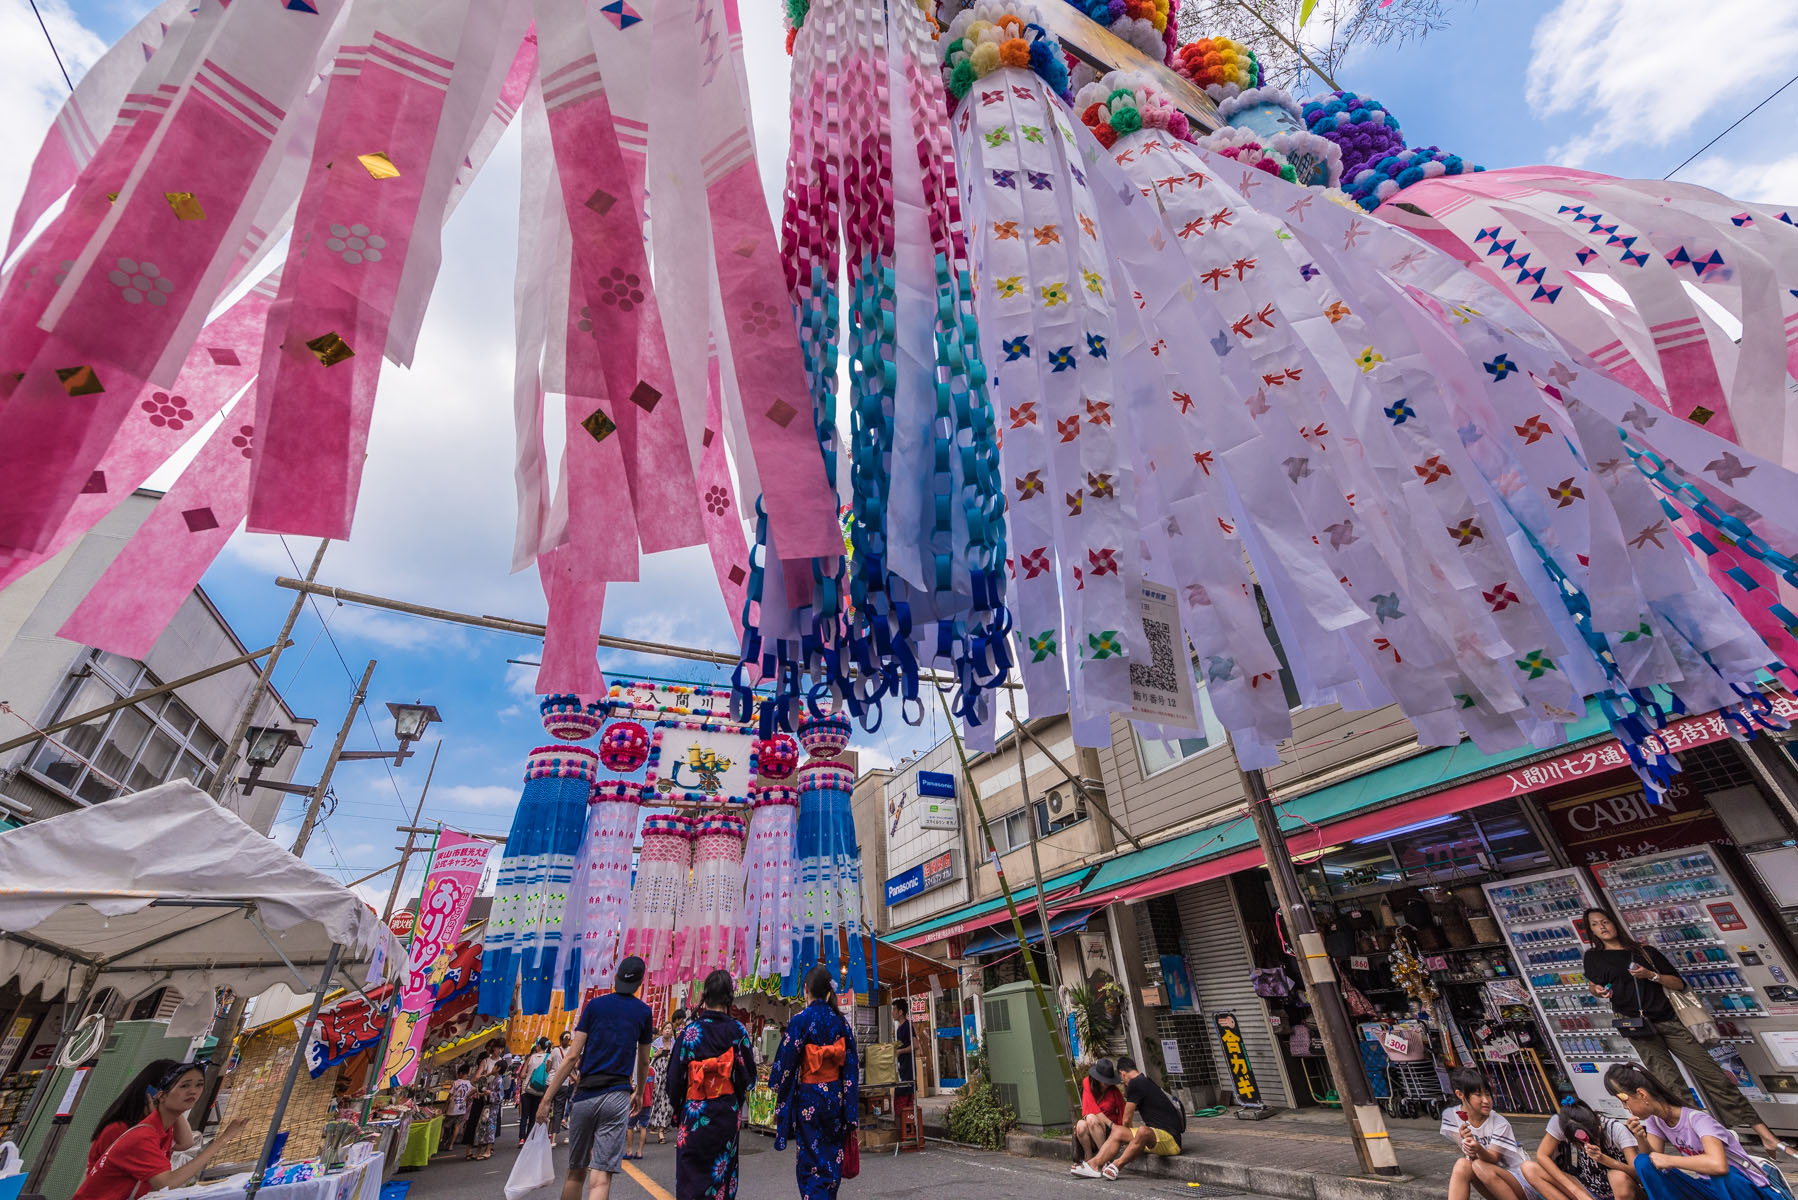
[1005,1133,1437,1200]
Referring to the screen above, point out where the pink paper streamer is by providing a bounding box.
[698,344,750,636]
[57,399,258,659]
[536,546,607,697]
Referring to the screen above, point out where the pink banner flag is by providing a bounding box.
[382,830,492,1088]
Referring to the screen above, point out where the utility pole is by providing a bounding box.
[212,539,329,800]
[291,659,376,858]
[1007,695,1064,1003]
[383,742,442,921]
[1242,764,1400,1176]
[940,693,1080,1117]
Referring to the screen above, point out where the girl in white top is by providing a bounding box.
[1604,1063,1780,1200]
[1524,1099,1639,1200]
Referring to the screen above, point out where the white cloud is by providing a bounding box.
[0,0,106,233]
[1526,0,1798,166]
[324,604,471,652]
[1678,152,1798,206]
[433,783,518,811]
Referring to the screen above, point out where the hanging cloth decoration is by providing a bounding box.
[624,814,695,986]
[480,743,596,1017]
[562,778,646,997]
[677,812,750,981]
[789,710,868,994]
[742,784,799,981]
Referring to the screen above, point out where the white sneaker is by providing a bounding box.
[1072,1163,1103,1179]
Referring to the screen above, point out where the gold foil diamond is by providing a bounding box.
[304,332,355,366]
[55,366,105,395]
[357,151,401,180]
[165,192,206,220]
[581,408,617,442]
[1690,405,1715,425]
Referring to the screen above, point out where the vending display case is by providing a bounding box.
[1595,845,1798,1129]
[1485,868,1629,1114]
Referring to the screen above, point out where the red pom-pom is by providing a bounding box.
[1094,126,1118,149]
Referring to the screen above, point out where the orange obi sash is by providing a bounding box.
[689,1049,736,1100]
[800,1039,846,1084]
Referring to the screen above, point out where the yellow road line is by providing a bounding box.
[621,1159,675,1200]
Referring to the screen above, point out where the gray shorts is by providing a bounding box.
[567,1090,632,1174]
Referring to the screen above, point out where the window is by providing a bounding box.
[27,652,228,801]
[999,808,1032,853]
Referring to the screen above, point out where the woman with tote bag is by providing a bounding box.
[1582,908,1784,1157]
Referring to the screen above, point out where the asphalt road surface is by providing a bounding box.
[406,1119,1264,1200]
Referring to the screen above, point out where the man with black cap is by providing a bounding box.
[538,956,655,1200]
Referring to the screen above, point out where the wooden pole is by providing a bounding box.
[291,660,376,857]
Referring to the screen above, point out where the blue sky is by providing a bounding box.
[5,0,1796,904]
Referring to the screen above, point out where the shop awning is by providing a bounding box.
[887,866,1095,949]
[963,907,1096,956]
[1053,695,1778,913]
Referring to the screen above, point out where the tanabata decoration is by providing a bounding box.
[1170,38,1339,188]
[752,733,801,779]
[480,744,594,1018]
[742,784,800,979]
[1301,89,1481,211]
[677,812,750,979]
[597,720,651,771]
[624,814,694,986]
[560,778,645,995]
[540,694,604,741]
[751,0,1013,738]
[790,715,869,992]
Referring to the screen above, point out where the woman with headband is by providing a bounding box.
[72,1061,245,1200]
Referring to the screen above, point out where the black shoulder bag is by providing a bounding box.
[1611,957,1651,1037]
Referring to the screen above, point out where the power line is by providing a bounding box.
[29,1,74,92]
[1665,70,1798,180]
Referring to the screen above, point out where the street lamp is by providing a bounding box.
[244,725,302,770]
[384,701,441,761]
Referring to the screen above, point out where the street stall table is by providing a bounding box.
[148,1153,386,1200]
[396,1117,441,1169]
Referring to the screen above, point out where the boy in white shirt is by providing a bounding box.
[1442,1067,1536,1200]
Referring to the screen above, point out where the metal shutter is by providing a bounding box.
[1175,878,1290,1108]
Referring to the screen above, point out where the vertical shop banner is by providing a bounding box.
[1212,1013,1260,1105]
[382,832,492,1086]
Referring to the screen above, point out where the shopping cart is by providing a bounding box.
[1366,1021,1445,1120]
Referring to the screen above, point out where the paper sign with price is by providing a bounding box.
[1381,1030,1410,1057]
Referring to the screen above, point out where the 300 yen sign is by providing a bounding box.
[1381,1030,1410,1057]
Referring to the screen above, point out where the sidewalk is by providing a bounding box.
[919,1096,1548,1200]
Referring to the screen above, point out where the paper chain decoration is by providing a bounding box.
[13,4,1798,810]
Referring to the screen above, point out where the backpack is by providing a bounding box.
[528,1054,551,1093]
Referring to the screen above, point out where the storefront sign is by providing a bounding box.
[1161,956,1197,1013]
[1129,582,1199,727]
[1079,933,1114,979]
[388,910,416,939]
[1212,1013,1260,1104]
[1542,779,1733,865]
[1160,1038,1185,1076]
[915,770,960,831]
[885,849,961,906]
[909,995,930,1020]
[381,831,492,1087]
[1503,699,1798,798]
[918,771,957,800]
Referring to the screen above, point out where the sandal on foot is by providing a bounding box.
[1101,1163,1120,1181]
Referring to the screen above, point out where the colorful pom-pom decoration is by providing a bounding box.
[1342,145,1483,211]
[1300,90,1405,183]
[524,743,600,782]
[1170,36,1262,98]
[796,758,858,794]
[539,693,602,741]
[596,720,652,772]
[753,733,801,779]
[796,711,854,758]
[590,778,648,805]
[941,0,1071,101]
[750,783,802,808]
[1073,71,1195,148]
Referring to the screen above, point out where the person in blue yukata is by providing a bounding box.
[769,966,860,1200]
[667,970,757,1200]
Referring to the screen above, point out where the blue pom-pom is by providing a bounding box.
[1396,165,1426,187]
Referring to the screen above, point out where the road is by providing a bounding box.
[405,1122,1261,1200]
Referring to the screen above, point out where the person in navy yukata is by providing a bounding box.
[769,966,860,1200]
[667,970,757,1200]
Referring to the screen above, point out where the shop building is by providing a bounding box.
[0,491,313,833]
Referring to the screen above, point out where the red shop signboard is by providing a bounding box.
[1539,777,1734,866]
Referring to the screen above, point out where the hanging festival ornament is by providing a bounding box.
[795,711,853,759]
[752,734,801,780]
[677,812,750,980]
[1299,89,1480,210]
[1167,37,1339,187]
[597,720,651,771]
[479,744,596,1017]
[623,814,695,986]
[742,784,800,980]
[561,778,646,995]
[540,694,603,741]
[791,757,869,995]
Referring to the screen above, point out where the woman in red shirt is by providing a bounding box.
[86,1060,191,1174]
[73,1063,243,1200]
[1072,1059,1128,1171]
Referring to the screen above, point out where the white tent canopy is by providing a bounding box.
[0,780,404,1001]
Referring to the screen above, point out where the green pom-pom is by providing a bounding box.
[1278,163,1297,183]
[1110,106,1142,135]
[785,0,808,25]
[950,60,978,98]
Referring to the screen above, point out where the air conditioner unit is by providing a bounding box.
[1044,787,1070,820]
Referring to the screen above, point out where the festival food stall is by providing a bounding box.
[0,782,404,1200]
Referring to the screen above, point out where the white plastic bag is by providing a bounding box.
[505,1126,555,1200]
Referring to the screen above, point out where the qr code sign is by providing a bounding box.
[1130,617,1179,696]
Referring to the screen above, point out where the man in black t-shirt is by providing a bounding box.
[1073,1056,1186,1179]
